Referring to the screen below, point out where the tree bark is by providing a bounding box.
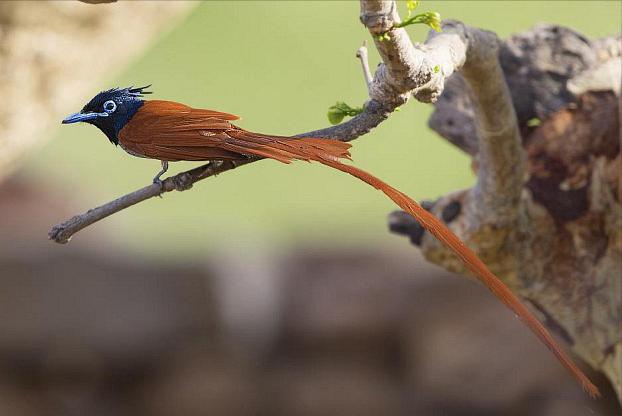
[390,24,621,402]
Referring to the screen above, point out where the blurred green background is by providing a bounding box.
[25,0,621,258]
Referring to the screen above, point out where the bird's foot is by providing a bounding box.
[152,161,169,197]
[152,176,165,198]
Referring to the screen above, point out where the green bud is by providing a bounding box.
[394,10,442,32]
[406,0,420,16]
[377,32,391,42]
[527,117,541,127]
[434,64,440,73]
[423,11,442,32]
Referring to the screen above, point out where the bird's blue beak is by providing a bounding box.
[62,112,104,124]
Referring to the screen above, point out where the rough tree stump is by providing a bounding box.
[391,24,621,401]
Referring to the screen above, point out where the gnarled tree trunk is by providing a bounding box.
[390,24,621,402]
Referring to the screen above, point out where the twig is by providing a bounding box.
[49,101,392,244]
[50,0,433,244]
[356,40,373,93]
[50,2,520,244]
[50,160,244,243]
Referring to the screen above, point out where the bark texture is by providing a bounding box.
[391,24,622,401]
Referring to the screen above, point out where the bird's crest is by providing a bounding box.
[105,85,153,97]
[80,85,151,115]
[125,85,153,97]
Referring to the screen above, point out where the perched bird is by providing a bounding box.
[62,86,599,397]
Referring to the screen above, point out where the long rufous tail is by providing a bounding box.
[252,134,600,398]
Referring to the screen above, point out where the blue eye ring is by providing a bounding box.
[103,100,117,113]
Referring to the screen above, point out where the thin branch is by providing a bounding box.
[50,160,242,244]
[49,1,425,244]
[49,101,392,244]
[50,1,521,243]
[356,41,373,93]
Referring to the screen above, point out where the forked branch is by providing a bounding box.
[50,1,522,251]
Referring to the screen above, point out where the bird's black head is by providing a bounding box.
[62,85,152,145]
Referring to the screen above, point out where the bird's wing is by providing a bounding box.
[134,99,240,120]
[118,100,244,161]
[118,100,351,163]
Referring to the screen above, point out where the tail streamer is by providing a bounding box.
[201,129,600,397]
[308,152,599,397]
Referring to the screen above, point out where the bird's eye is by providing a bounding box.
[103,100,117,113]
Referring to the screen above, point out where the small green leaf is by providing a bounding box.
[327,102,364,125]
[527,117,541,127]
[327,107,345,125]
[434,64,440,73]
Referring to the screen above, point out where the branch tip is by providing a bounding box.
[356,40,373,92]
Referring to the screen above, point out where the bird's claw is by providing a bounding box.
[152,161,169,198]
[152,177,164,197]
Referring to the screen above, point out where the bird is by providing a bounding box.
[62,85,599,397]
